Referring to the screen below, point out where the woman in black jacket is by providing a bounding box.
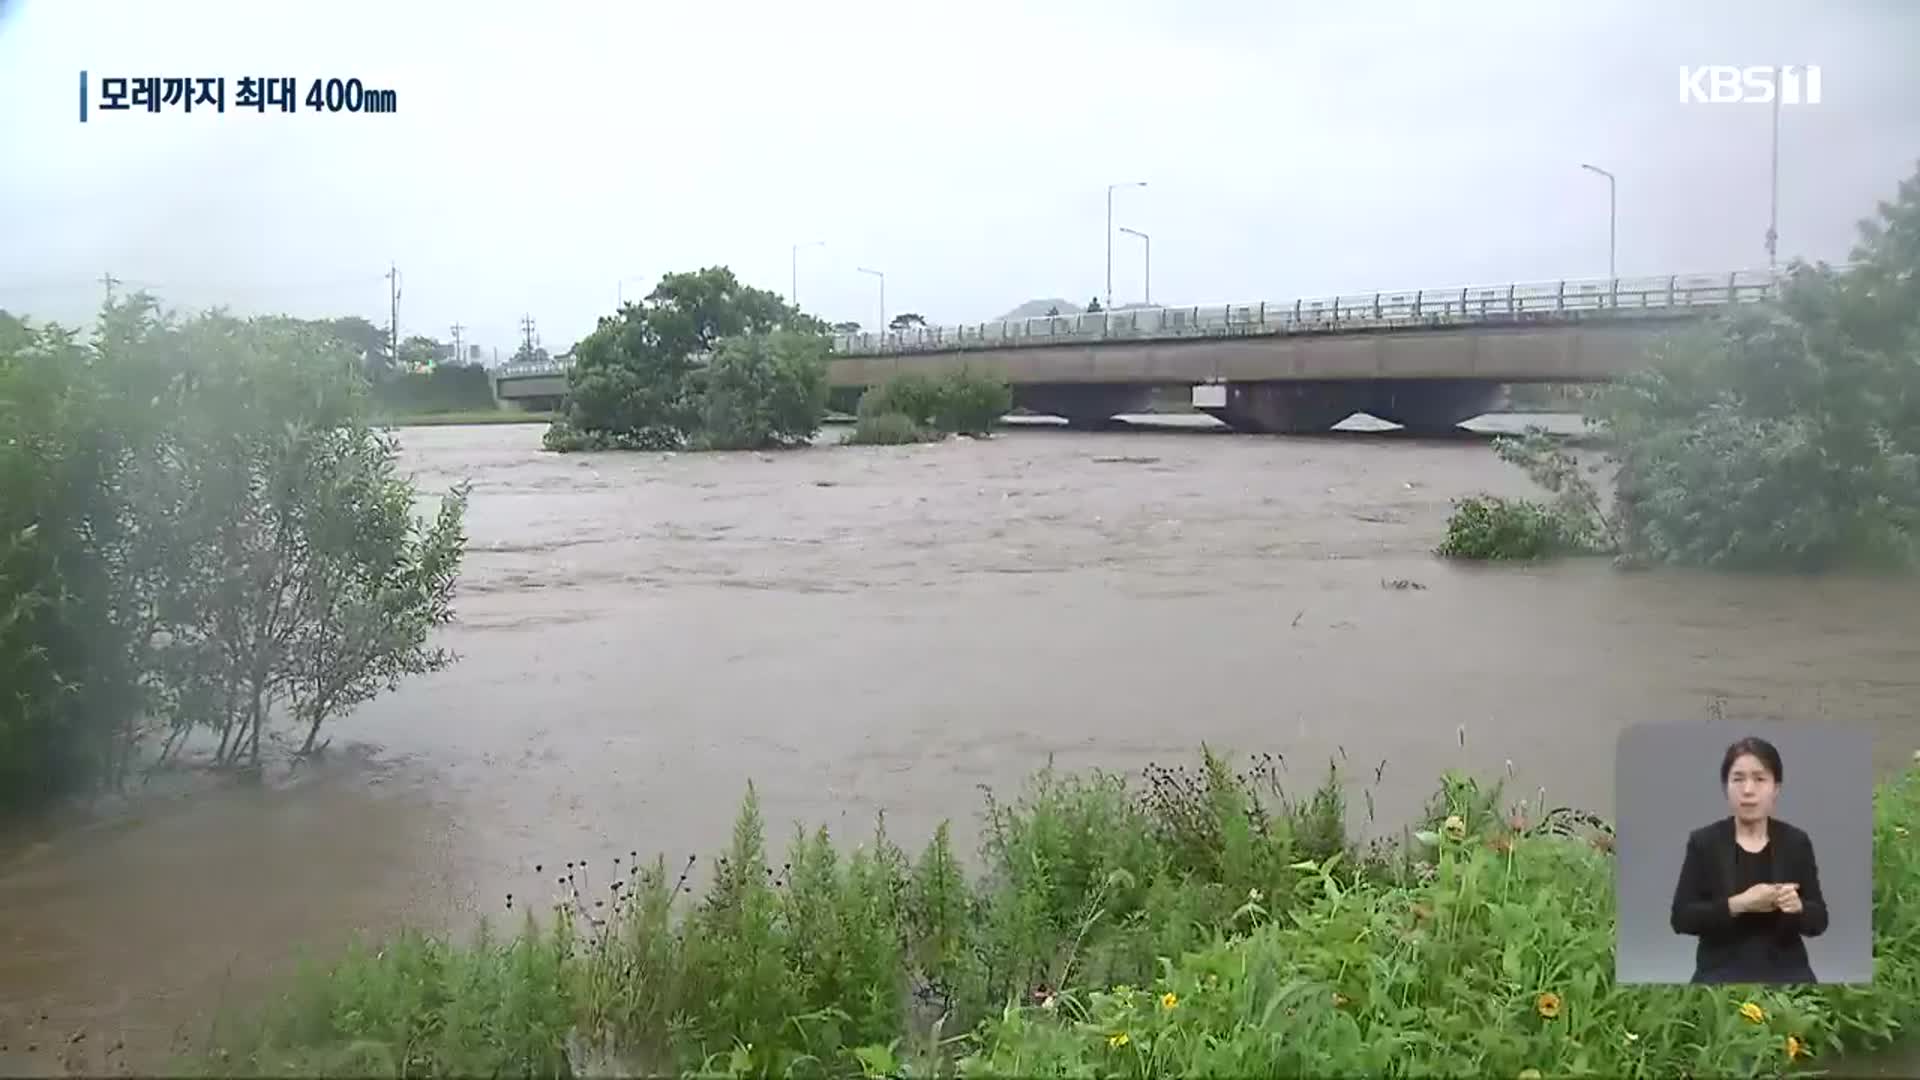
[1670,736,1829,984]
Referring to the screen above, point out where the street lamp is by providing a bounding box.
[1578,163,1617,283]
[1117,226,1150,306]
[856,266,885,335]
[1106,181,1147,310]
[791,240,825,305]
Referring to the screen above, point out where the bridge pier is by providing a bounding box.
[1014,384,1154,428]
[1198,381,1372,434]
[1366,379,1504,434]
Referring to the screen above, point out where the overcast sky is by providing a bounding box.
[2,0,1916,358]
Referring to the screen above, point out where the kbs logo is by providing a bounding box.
[1680,65,1822,105]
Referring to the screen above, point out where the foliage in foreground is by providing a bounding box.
[546,268,832,453]
[1444,159,1920,569]
[206,750,1920,1078]
[847,371,1015,446]
[0,297,467,812]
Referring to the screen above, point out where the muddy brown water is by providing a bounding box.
[3,417,1917,1075]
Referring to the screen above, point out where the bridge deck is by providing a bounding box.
[494,269,1776,393]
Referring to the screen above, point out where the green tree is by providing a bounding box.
[398,334,446,370]
[0,296,468,807]
[324,315,395,378]
[1455,159,1920,568]
[550,267,826,452]
[1593,160,1920,570]
[699,330,830,451]
[0,309,28,352]
[509,340,551,365]
[888,313,927,330]
[133,307,469,767]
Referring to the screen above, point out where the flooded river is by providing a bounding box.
[3,418,1918,1073]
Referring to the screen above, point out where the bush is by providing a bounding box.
[854,370,1013,438]
[1437,495,1597,560]
[369,362,497,416]
[843,411,934,446]
[542,418,682,452]
[858,372,944,427]
[201,750,1920,1078]
[0,315,148,809]
[0,297,468,809]
[932,371,1014,436]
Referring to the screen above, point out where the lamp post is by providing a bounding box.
[1118,226,1150,306]
[791,240,825,305]
[1106,181,1147,310]
[1578,163,1617,282]
[856,266,884,335]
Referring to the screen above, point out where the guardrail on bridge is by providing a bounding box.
[493,269,1779,379]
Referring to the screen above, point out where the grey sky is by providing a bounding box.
[2,0,1916,359]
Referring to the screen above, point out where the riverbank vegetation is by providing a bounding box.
[369,361,499,417]
[204,748,1920,1078]
[0,296,468,815]
[1443,160,1920,569]
[544,268,833,453]
[845,371,1015,446]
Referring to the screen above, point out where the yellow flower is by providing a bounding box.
[1444,814,1467,841]
[1108,1032,1130,1049]
[1897,826,1910,838]
[1247,887,1263,903]
[1785,1034,1807,1060]
[1518,1070,1543,1080]
[1160,992,1179,1010]
[1333,992,1351,1007]
[1739,1001,1768,1025]
[1535,991,1562,1019]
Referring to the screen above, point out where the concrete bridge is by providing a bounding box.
[496,269,1774,433]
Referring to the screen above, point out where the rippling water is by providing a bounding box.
[3,417,1917,1074]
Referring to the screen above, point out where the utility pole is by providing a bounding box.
[449,323,465,369]
[1766,65,1782,272]
[520,314,537,359]
[99,271,120,306]
[385,262,402,369]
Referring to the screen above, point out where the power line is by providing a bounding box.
[449,322,464,367]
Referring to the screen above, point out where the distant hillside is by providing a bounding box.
[995,298,1082,321]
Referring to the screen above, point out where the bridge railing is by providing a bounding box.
[495,358,573,379]
[493,269,1782,378]
[833,269,1778,356]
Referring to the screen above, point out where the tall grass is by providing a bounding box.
[203,748,1920,1078]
